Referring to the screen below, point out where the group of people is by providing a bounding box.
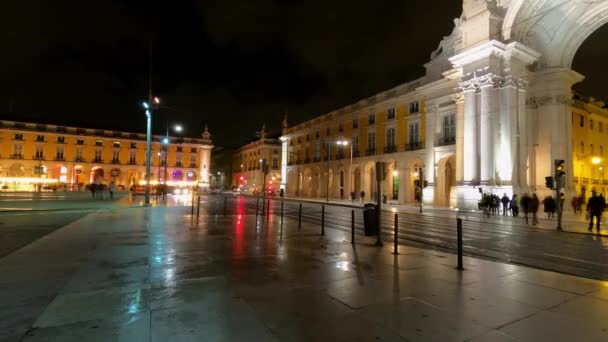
[89,182,117,200]
[480,190,606,231]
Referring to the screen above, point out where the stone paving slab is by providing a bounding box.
[2,203,608,341]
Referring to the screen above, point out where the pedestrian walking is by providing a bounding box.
[587,191,606,232]
[360,190,365,203]
[90,183,97,199]
[501,193,510,216]
[530,193,540,225]
[510,194,519,217]
[109,182,116,200]
[543,196,556,219]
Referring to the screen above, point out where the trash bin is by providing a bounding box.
[363,203,378,236]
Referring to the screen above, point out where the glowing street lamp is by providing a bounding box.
[143,101,152,205]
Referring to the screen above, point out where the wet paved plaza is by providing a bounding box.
[2,197,608,341]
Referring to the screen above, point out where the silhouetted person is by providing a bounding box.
[90,183,96,199]
[501,193,510,216]
[510,194,519,217]
[530,194,540,225]
[587,191,606,232]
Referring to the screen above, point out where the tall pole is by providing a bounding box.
[349,144,353,199]
[144,40,153,205]
[326,141,330,202]
[145,110,152,205]
[164,123,169,184]
[419,166,424,213]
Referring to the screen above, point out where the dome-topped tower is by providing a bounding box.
[199,124,214,188]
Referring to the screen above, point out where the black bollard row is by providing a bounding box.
[457,218,463,270]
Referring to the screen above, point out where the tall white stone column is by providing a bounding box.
[454,94,465,184]
[462,85,478,183]
[479,76,496,185]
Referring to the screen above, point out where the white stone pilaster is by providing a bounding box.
[463,86,478,183]
[479,76,496,184]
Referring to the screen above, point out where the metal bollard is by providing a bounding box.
[298,203,302,230]
[191,192,195,216]
[457,218,464,270]
[196,195,200,222]
[281,200,284,222]
[393,213,398,255]
[224,196,227,216]
[351,210,355,244]
[321,205,325,236]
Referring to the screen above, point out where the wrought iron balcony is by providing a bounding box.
[93,158,103,163]
[437,136,456,146]
[384,145,397,154]
[404,142,424,151]
[11,154,23,159]
[55,156,65,161]
[111,158,120,164]
[365,149,376,156]
[74,157,85,162]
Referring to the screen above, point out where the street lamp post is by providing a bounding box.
[143,102,152,205]
[336,140,352,200]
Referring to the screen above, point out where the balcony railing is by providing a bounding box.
[189,163,197,168]
[111,158,120,164]
[384,145,397,154]
[74,157,85,162]
[437,136,456,146]
[353,150,360,158]
[93,158,103,163]
[175,162,183,167]
[128,160,137,165]
[33,155,45,160]
[55,156,65,161]
[405,142,424,151]
[287,161,296,166]
[11,154,23,159]
[365,149,376,156]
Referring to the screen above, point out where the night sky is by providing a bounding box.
[1,1,606,148]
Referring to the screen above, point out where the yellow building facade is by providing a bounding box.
[280,80,440,204]
[0,120,213,191]
[232,129,282,194]
[572,94,608,197]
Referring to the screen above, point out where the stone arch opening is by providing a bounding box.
[436,154,456,207]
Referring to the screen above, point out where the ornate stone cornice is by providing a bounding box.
[526,94,572,108]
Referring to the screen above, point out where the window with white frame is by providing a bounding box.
[35,145,44,159]
[76,147,83,161]
[12,143,23,157]
[95,148,102,161]
[409,122,420,145]
[387,108,395,120]
[367,131,376,152]
[352,135,359,153]
[112,150,119,163]
[409,101,420,114]
[56,146,65,160]
[442,113,456,144]
[129,150,136,164]
[386,127,396,149]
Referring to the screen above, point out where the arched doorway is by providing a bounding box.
[352,166,361,198]
[90,167,104,184]
[436,154,456,207]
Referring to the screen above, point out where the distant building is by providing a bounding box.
[572,93,608,198]
[232,125,282,194]
[0,120,213,191]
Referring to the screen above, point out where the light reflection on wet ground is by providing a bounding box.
[2,196,608,341]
